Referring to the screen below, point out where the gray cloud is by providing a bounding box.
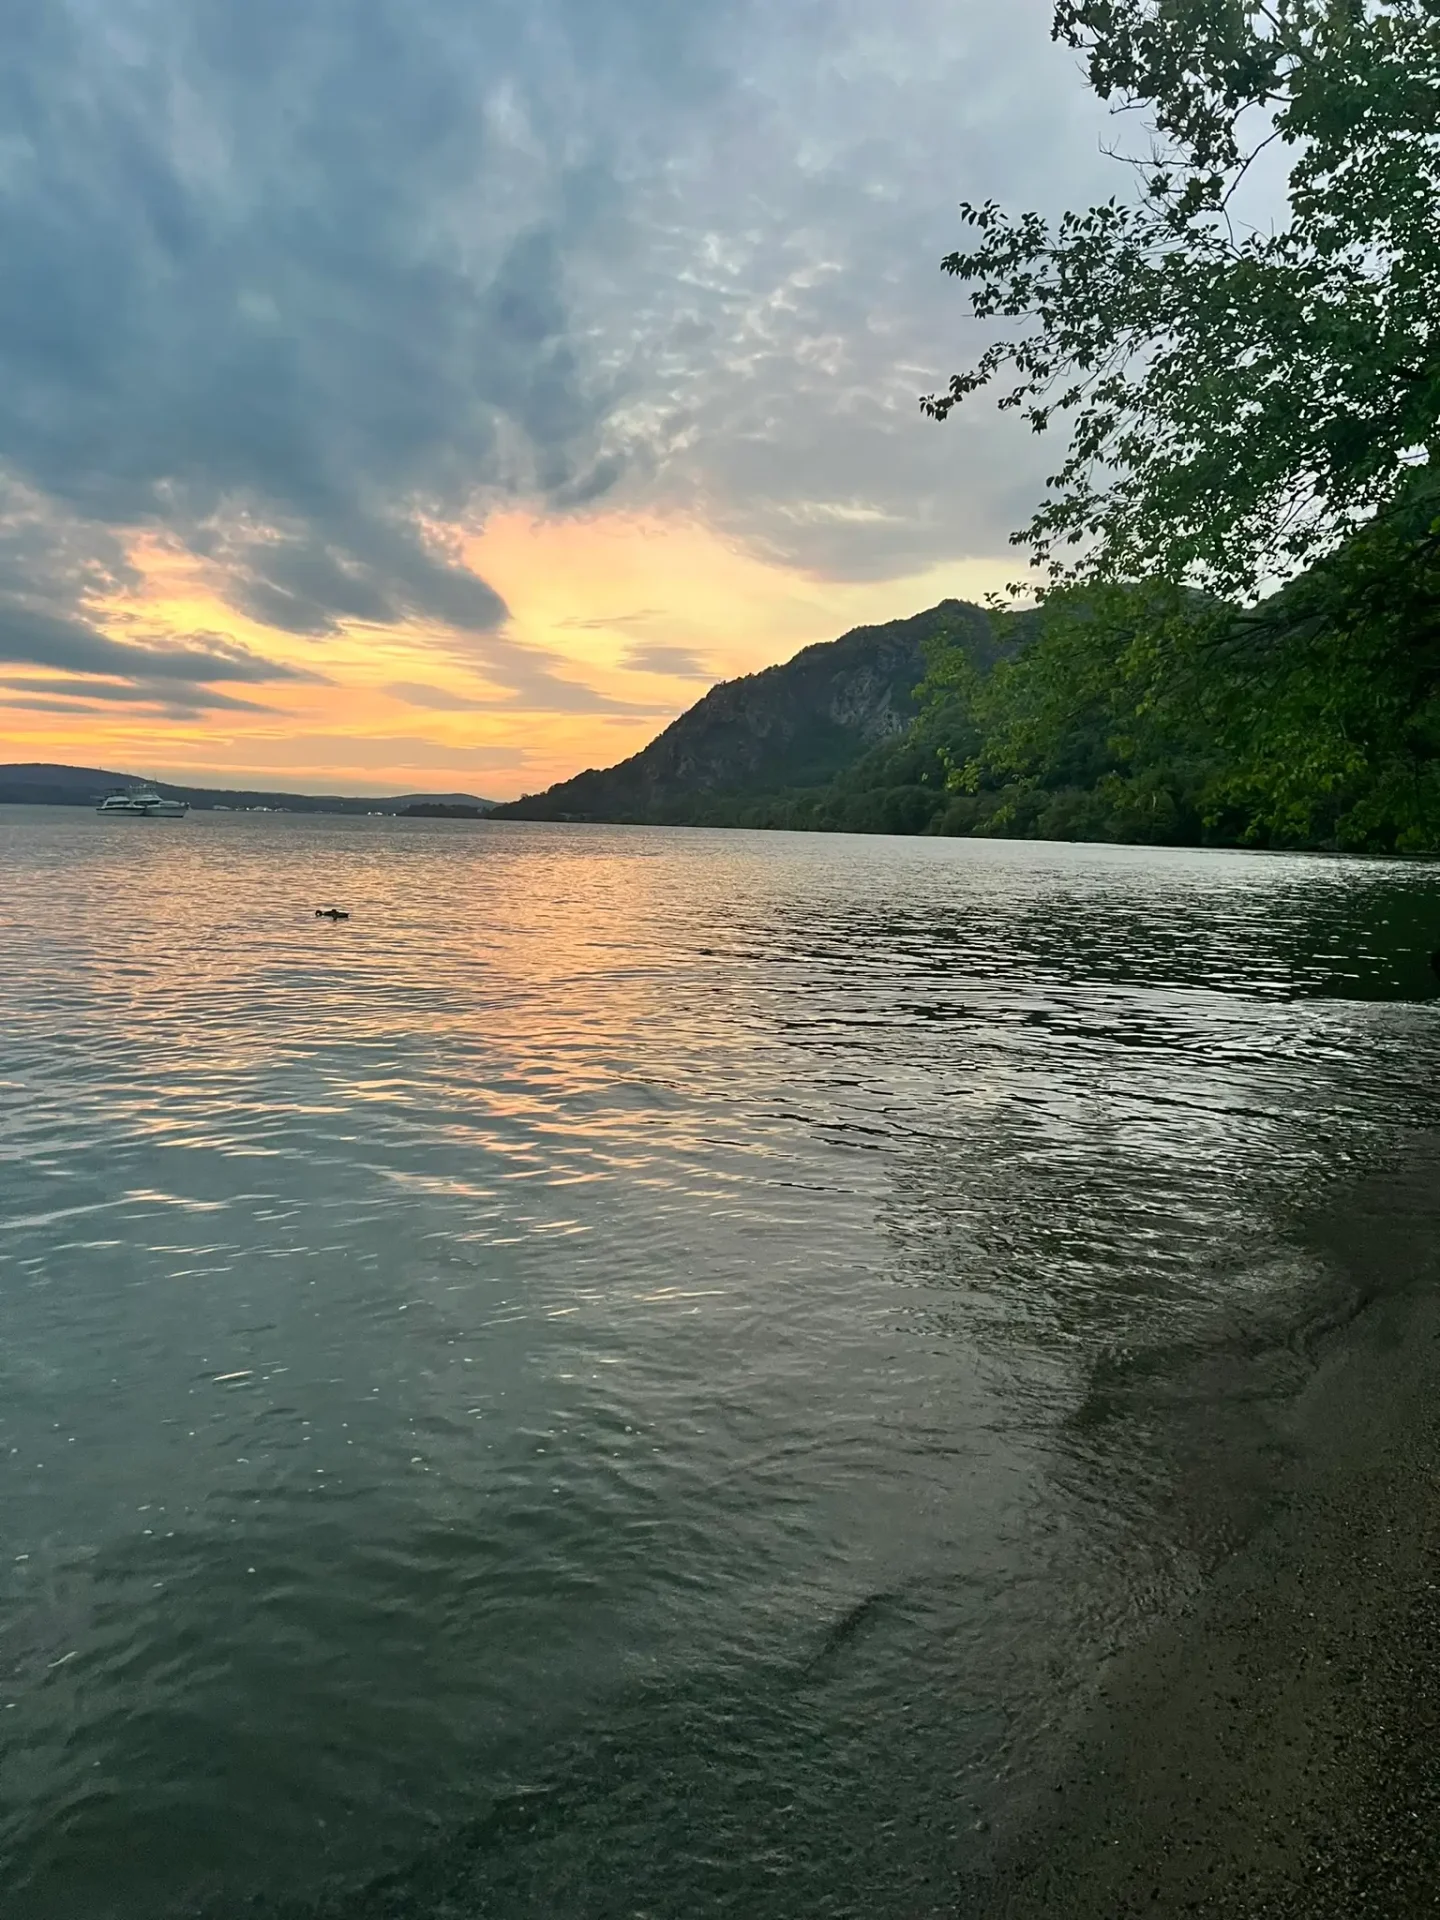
[213,526,512,638]
[0,597,321,685]
[0,0,1120,675]
[0,477,320,699]
[555,611,713,680]
[5,697,148,714]
[621,644,712,678]
[385,682,494,712]
[0,0,751,654]
[385,665,670,717]
[0,674,273,712]
[586,1,1123,580]
[559,609,667,632]
[217,736,532,773]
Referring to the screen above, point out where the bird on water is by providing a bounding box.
[316,907,350,921]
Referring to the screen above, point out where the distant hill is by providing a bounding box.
[0,764,496,814]
[399,802,486,819]
[491,600,1016,824]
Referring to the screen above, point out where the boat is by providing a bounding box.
[95,786,189,818]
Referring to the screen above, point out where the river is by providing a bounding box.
[1,808,1438,1917]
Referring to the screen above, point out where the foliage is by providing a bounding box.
[722,495,1440,852]
[934,585,1225,843]
[1196,475,1440,848]
[925,0,1440,599]
[656,615,1020,835]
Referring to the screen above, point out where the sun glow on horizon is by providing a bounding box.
[0,508,1023,799]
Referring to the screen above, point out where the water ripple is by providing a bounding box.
[1,811,1438,1917]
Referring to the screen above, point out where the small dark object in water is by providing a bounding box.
[316,907,350,921]
[1431,949,1440,982]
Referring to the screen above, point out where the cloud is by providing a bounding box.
[0,477,320,695]
[0,0,740,647]
[590,2,1125,582]
[620,643,712,678]
[385,681,494,712]
[558,609,668,632]
[0,597,319,685]
[3,697,136,714]
[552,609,713,681]
[0,0,1123,681]
[496,676,673,716]
[0,674,273,712]
[210,736,531,773]
[213,522,513,638]
[386,655,676,717]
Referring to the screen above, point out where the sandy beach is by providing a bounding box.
[966,1140,1440,1917]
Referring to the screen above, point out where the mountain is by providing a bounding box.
[0,764,497,813]
[491,600,1015,824]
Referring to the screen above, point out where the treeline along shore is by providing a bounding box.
[493,487,1440,859]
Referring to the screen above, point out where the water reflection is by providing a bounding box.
[1,812,1438,1918]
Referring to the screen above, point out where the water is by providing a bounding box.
[1,809,1438,1919]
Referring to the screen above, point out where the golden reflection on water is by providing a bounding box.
[1,809,1439,1919]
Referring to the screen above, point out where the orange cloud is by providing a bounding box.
[0,509,1022,797]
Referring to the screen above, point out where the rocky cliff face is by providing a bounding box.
[493,599,1003,823]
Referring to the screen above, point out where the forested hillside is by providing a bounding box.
[711,481,1440,853]
[491,601,1017,823]
[493,477,1439,854]
[904,0,1440,856]
[501,0,1440,855]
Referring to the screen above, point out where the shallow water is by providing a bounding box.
[1,809,1438,1918]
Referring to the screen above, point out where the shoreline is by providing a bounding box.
[963,1137,1440,1916]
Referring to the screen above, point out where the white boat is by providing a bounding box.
[95,786,189,818]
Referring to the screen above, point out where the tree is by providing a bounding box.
[925,1,1440,600]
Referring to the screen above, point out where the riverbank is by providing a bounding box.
[967,1140,1440,1916]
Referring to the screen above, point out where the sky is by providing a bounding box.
[0,0,1122,799]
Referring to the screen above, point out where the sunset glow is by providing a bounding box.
[0,510,1023,798]
[0,2,1110,801]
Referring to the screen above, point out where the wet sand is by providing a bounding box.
[966,1144,1440,1917]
